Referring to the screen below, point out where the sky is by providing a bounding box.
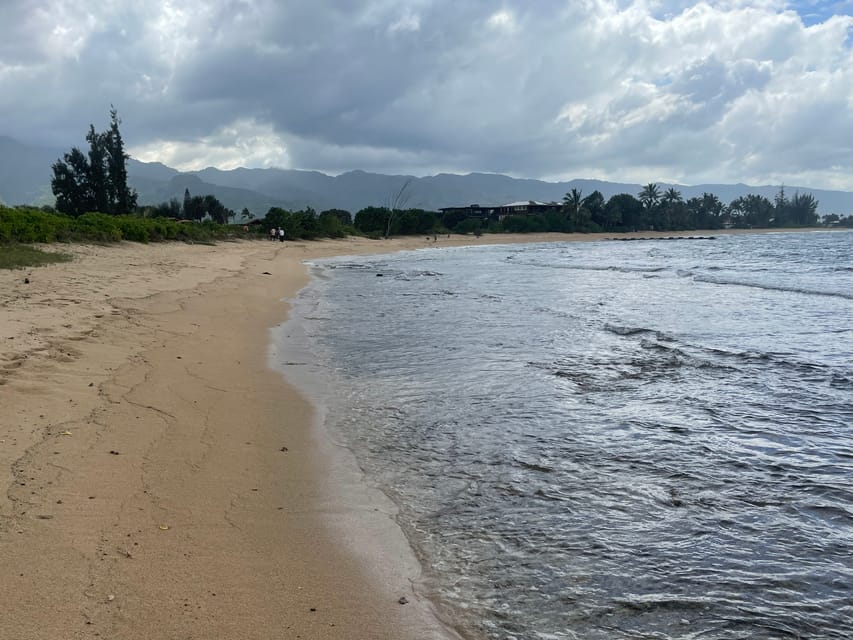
[1,0,852,189]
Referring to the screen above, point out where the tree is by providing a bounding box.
[604,193,643,231]
[354,206,390,234]
[182,193,207,221]
[662,187,682,205]
[318,209,347,237]
[178,192,233,223]
[582,190,606,230]
[440,208,471,231]
[654,187,684,230]
[320,209,353,225]
[455,217,483,235]
[50,147,93,217]
[86,125,109,214]
[788,191,819,226]
[729,194,773,228]
[183,188,192,218]
[687,192,724,229]
[562,188,582,216]
[203,194,234,224]
[105,107,137,214]
[638,183,661,210]
[264,206,320,239]
[563,188,591,231]
[51,108,138,216]
[773,186,789,226]
[385,178,413,239]
[145,198,182,218]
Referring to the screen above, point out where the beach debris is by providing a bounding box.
[279,446,289,452]
[60,430,73,436]
[398,596,409,605]
[109,450,120,455]
[262,271,272,275]
[309,607,317,612]
[24,277,29,284]
[107,594,115,602]
[158,524,170,531]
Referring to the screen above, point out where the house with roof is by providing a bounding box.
[439,200,562,222]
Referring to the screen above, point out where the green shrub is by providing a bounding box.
[73,213,122,242]
[0,206,72,243]
[454,218,483,235]
[0,205,244,244]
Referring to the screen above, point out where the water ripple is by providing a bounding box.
[290,231,853,640]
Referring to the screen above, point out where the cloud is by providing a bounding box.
[1,0,852,189]
[132,118,290,170]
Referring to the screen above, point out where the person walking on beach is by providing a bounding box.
[270,227,277,241]
[278,227,285,242]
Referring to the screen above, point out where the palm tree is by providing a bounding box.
[563,188,582,213]
[662,187,682,205]
[562,188,583,227]
[655,187,684,231]
[638,183,661,210]
[789,191,819,226]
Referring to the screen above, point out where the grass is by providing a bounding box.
[0,244,73,270]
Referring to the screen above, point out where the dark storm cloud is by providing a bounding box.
[1,0,852,188]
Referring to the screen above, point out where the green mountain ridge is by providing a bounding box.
[2,136,852,216]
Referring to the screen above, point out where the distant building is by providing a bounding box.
[440,200,562,221]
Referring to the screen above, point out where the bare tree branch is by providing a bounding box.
[384,178,413,239]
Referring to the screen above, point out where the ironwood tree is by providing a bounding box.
[51,107,138,217]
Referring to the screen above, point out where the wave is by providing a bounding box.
[507,259,668,275]
[604,324,670,339]
[694,274,853,300]
[601,324,853,384]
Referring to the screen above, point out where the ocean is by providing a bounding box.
[277,231,853,640]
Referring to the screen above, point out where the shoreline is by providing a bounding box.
[0,228,835,639]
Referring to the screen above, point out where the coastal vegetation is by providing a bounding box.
[0,244,71,270]
[340,183,850,237]
[0,205,239,243]
[2,110,850,249]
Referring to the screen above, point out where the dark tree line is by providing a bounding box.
[260,207,354,239]
[257,204,441,240]
[257,183,828,240]
[47,109,830,238]
[554,184,819,233]
[51,108,138,217]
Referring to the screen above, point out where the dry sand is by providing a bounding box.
[0,229,822,639]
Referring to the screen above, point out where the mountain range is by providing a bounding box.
[2,135,852,217]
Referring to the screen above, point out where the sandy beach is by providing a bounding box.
[0,228,827,639]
